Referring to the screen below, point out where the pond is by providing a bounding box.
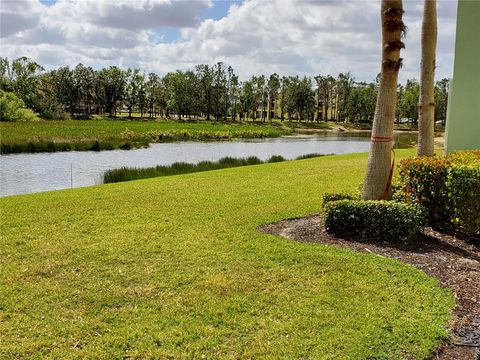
[0,133,415,197]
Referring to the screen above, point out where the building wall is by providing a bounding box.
[445,0,480,153]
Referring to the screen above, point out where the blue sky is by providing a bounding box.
[200,0,243,21]
[2,0,458,82]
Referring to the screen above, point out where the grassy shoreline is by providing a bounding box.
[0,150,453,358]
[0,119,292,154]
[1,118,438,154]
[103,154,326,183]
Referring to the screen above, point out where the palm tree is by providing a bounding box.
[362,0,406,200]
[418,0,437,157]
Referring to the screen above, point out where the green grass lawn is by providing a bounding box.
[0,149,453,359]
[0,119,291,153]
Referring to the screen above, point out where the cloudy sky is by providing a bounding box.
[0,0,458,82]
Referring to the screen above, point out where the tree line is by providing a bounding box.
[0,57,449,125]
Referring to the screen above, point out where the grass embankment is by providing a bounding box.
[0,119,291,154]
[103,153,325,183]
[0,149,453,359]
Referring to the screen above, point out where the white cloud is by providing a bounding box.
[0,0,457,82]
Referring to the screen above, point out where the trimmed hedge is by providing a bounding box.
[397,156,450,224]
[446,165,480,236]
[321,192,359,209]
[398,150,480,236]
[324,200,427,242]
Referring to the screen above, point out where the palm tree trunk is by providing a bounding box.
[418,0,437,157]
[363,0,405,200]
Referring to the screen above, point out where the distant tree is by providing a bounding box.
[279,76,289,121]
[164,70,198,119]
[345,83,377,122]
[0,58,13,91]
[395,83,404,123]
[240,79,255,120]
[284,76,298,120]
[11,57,44,110]
[266,73,280,122]
[36,71,66,119]
[0,90,38,122]
[137,74,147,117]
[434,78,449,126]
[228,70,240,121]
[298,76,315,121]
[398,79,420,124]
[73,64,95,117]
[124,68,143,118]
[251,75,265,121]
[53,66,77,116]
[195,64,213,120]
[212,62,227,121]
[315,75,335,121]
[98,66,125,117]
[336,72,354,122]
[145,73,163,118]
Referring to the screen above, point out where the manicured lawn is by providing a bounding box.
[0,119,290,153]
[0,149,453,359]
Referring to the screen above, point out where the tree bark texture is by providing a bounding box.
[362,0,405,200]
[418,0,437,157]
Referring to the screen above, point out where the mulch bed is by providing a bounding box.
[259,215,480,360]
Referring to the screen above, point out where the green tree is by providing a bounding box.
[345,83,377,123]
[53,66,77,117]
[0,90,38,122]
[73,64,95,117]
[0,58,13,91]
[336,72,354,122]
[11,57,44,110]
[98,66,125,117]
[212,62,227,121]
[124,68,144,118]
[266,73,280,122]
[195,64,213,121]
[398,79,420,125]
[434,78,449,126]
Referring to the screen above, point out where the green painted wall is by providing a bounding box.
[445,0,480,153]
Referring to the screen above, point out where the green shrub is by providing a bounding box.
[448,149,480,166]
[39,104,70,120]
[398,151,480,235]
[397,156,450,224]
[321,192,360,209]
[323,200,427,242]
[267,155,286,163]
[0,91,39,122]
[446,165,480,236]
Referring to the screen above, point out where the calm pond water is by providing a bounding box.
[0,133,414,197]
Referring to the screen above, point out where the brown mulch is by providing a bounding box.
[259,215,480,360]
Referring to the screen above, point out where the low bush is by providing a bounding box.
[267,155,286,163]
[321,192,360,208]
[397,156,450,224]
[323,200,427,242]
[446,165,480,236]
[0,91,39,122]
[397,151,480,236]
